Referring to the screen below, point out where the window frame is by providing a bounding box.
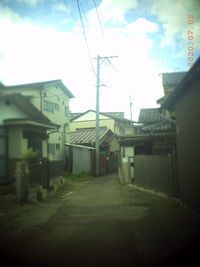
[64,106,69,117]
[44,100,55,113]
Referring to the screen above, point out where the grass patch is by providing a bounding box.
[63,171,94,181]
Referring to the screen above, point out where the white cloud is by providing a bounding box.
[0,3,21,23]
[150,0,200,52]
[0,2,162,121]
[88,0,138,25]
[124,18,158,35]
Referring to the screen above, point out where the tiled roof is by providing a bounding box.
[70,128,111,144]
[162,72,186,93]
[162,56,200,110]
[138,108,162,123]
[141,120,176,133]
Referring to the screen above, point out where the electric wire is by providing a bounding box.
[93,0,104,35]
[76,0,97,76]
[106,58,120,75]
[63,0,78,25]
[79,0,91,28]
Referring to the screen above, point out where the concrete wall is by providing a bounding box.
[118,146,134,184]
[114,120,132,135]
[108,136,120,153]
[175,79,200,211]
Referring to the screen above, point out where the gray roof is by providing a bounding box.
[162,72,186,93]
[141,120,175,133]
[102,111,124,118]
[71,111,124,120]
[1,79,74,98]
[162,57,200,110]
[0,93,59,128]
[138,108,162,123]
[70,128,112,145]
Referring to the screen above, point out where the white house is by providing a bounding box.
[1,80,74,162]
[71,110,133,135]
[0,93,58,184]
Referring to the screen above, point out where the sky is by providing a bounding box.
[0,0,200,120]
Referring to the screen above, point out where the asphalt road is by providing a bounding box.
[2,174,200,267]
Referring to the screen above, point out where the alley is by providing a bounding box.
[1,174,200,267]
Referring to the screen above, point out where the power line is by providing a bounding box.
[93,0,104,35]
[79,0,91,28]
[106,57,120,75]
[76,0,97,77]
[63,0,78,25]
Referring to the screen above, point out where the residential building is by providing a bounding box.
[162,56,200,212]
[137,108,176,135]
[157,72,186,106]
[0,93,58,184]
[71,111,125,120]
[1,80,74,161]
[70,110,132,135]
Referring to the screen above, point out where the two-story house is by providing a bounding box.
[0,92,58,184]
[70,110,133,135]
[1,80,74,162]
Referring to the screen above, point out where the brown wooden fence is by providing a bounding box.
[134,154,178,196]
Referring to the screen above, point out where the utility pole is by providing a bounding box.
[130,95,133,134]
[95,55,118,176]
[96,55,100,177]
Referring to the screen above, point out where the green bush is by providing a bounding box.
[63,171,93,180]
[23,148,38,161]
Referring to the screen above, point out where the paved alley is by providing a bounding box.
[1,174,200,267]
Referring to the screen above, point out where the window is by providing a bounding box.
[56,144,60,150]
[48,143,55,155]
[44,100,54,112]
[55,104,59,111]
[65,106,69,117]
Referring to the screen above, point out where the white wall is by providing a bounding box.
[73,111,109,121]
[3,82,72,161]
[0,99,26,124]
